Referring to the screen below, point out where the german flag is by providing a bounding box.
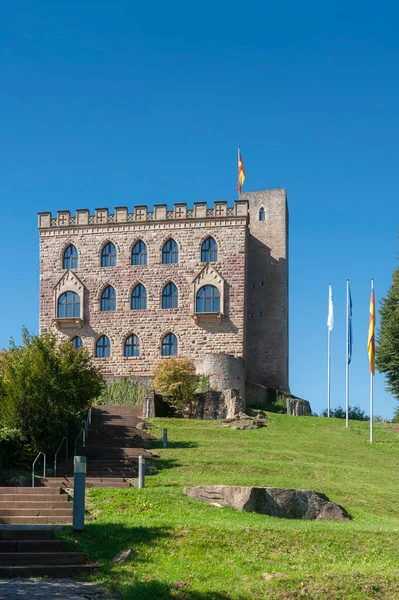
[367,282,375,375]
[237,148,245,193]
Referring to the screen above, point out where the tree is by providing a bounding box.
[153,357,200,413]
[376,266,399,402]
[0,329,105,453]
[321,405,369,421]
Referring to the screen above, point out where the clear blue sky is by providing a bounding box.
[1,1,398,418]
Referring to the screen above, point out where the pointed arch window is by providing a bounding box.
[162,282,178,309]
[96,335,110,358]
[132,240,148,265]
[57,291,80,318]
[101,285,116,311]
[71,336,83,348]
[125,334,140,357]
[259,207,265,221]
[162,239,178,264]
[201,237,218,262]
[131,284,147,310]
[196,285,220,313]
[162,333,178,356]
[101,242,117,267]
[63,245,78,269]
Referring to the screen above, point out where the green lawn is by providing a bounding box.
[66,415,399,599]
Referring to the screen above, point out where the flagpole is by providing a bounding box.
[237,147,240,197]
[370,278,374,444]
[327,283,333,418]
[327,327,331,417]
[345,279,349,428]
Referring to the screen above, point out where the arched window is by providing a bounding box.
[259,207,265,221]
[162,333,178,356]
[71,336,83,349]
[131,284,147,310]
[124,334,140,357]
[96,335,110,358]
[162,239,178,264]
[101,242,117,267]
[201,237,218,262]
[63,245,78,269]
[162,282,178,309]
[57,291,80,318]
[132,240,147,265]
[196,285,220,313]
[101,285,116,311]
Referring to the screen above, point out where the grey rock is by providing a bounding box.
[112,547,133,564]
[184,485,350,521]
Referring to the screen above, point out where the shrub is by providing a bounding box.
[0,329,105,454]
[95,378,147,406]
[0,427,29,471]
[153,357,200,413]
[321,405,369,421]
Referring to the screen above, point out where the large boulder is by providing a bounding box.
[184,485,350,521]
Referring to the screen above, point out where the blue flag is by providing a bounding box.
[348,285,353,365]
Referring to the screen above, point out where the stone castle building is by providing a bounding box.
[38,188,289,396]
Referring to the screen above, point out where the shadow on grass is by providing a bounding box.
[150,440,199,449]
[118,580,244,600]
[69,522,171,563]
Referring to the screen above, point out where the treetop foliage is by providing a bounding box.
[0,329,105,454]
[153,357,200,413]
[376,266,399,402]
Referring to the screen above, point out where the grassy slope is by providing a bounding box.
[68,415,399,599]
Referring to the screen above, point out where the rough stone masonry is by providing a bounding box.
[38,188,289,395]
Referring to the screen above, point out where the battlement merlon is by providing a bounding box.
[37,200,249,229]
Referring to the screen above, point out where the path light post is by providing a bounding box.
[163,428,168,449]
[73,456,86,531]
[138,455,145,489]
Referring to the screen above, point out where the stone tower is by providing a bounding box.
[241,189,289,392]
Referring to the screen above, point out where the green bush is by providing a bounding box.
[321,405,369,421]
[0,427,29,470]
[95,378,147,406]
[0,329,105,454]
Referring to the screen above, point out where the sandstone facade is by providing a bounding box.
[38,189,289,392]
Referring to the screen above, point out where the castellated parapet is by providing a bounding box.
[38,190,289,394]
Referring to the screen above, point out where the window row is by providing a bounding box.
[71,332,178,358]
[63,237,218,269]
[57,284,220,317]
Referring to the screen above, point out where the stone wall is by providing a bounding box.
[147,389,244,421]
[195,353,246,400]
[39,208,247,379]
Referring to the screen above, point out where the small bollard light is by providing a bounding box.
[138,455,145,489]
[163,428,168,449]
[146,397,150,418]
[73,456,86,531]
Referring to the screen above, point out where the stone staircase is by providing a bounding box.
[41,405,154,488]
[0,528,93,577]
[0,487,72,525]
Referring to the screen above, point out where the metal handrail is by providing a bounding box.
[54,436,68,478]
[75,407,92,456]
[32,452,46,487]
[74,425,85,456]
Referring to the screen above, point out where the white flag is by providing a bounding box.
[327,284,334,330]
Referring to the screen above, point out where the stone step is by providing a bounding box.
[0,494,69,502]
[0,552,85,565]
[0,540,70,552]
[0,563,96,578]
[0,530,52,541]
[0,508,72,517]
[0,516,72,524]
[0,501,71,509]
[0,488,61,495]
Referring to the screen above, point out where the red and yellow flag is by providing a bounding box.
[367,283,375,375]
[237,148,245,193]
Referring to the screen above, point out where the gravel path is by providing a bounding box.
[0,579,118,600]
